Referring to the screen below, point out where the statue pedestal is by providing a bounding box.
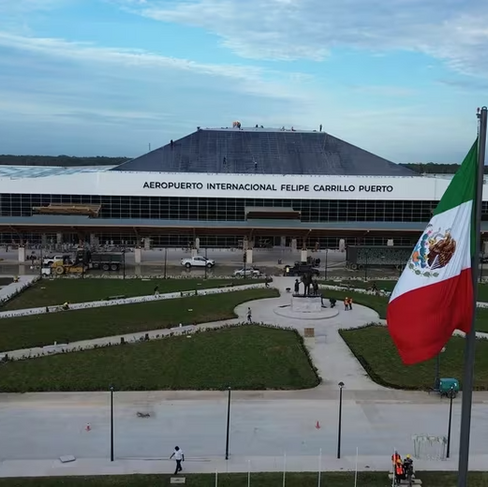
[291,296,322,313]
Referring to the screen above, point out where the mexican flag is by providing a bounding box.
[387,140,479,365]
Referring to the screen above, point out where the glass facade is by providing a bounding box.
[2,193,486,248]
[0,193,467,222]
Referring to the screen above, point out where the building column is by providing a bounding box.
[90,234,99,248]
[246,249,253,264]
[41,234,47,249]
[134,247,142,264]
[243,237,249,251]
[195,237,200,250]
[339,239,346,252]
[56,233,62,245]
[191,248,198,258]
[387,239,394,247]
[291,238,297,251]
[300,249,308,262]
[143,238,151,250]
[18,246,26,263]
[484,241,488,255]
[280,236,286,248]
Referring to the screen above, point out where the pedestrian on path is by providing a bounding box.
[247,307,252,323]
[170,446,184,475]
[344,297,349,311]
[154,285,159,296]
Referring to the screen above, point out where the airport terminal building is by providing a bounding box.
[0,126,486,251]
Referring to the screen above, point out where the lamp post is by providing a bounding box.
[225,386,232,460]
[337,381,345,459]
[324,248,329,280]
[164,247,168,279]
[446,386,454,458]
[122,244,126,280]
[110,385,114,462]
[434,347,447,391]
[364,251,368,280]
[39,246,43,280]
[204,246,208,280]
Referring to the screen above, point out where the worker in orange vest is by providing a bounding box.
[395,459,405,484]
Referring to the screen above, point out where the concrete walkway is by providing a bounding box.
[0,275,37,303]
[0,277,383,391]
[2,453,488,478]
[0,282,266,319]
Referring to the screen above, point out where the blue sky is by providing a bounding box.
[0,0,487,162]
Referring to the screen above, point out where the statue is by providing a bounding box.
[301,272,312,296]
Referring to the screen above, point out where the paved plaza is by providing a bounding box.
[0,276,487,478]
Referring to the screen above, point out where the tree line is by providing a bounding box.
[400,162,487,174]
[0,155,130,167]
[0,155,477,174]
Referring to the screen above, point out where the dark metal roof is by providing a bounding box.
[112,128,416,176]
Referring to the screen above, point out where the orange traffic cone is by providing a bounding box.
[85,423,91,432]
[315,421,321,429]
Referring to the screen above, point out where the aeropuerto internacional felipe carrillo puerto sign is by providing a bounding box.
[142,181,394,194]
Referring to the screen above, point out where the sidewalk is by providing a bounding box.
[0,277,383,391]
[1,454,488,478]
[0,282,266,319]
[0,275,37,303]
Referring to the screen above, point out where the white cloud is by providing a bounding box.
[0,27,480,161]
[0,32,311,101]
[121,0,488,76]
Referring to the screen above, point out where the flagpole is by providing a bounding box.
[457,106,487,487]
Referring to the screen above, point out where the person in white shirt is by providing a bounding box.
[170,446,184,475]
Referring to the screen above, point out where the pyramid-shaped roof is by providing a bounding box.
[113,127,415,176]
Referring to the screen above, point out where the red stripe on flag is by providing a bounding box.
[387,268,473,365]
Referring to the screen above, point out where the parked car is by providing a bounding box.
[181,256,216,268]
[233,266,261,277]
[283,263,320,277]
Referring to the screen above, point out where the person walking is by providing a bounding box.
[170,446,184,475]
[247,307,252,323]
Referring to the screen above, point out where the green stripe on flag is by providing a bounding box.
[433,139,478,257]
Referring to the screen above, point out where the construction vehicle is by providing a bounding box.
[346,246,412,271]
[42,254,87,276]
[90,252,124,271]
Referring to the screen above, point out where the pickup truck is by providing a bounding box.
[181,256,216,268]
[233,266,261,277]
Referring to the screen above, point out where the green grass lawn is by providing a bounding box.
[3,278,265,310]
[321,288,488,333]
[0,288,278,352]
[340,325,488,390]
[0,325,319,392]
[322,279,488,301]
[0,472,486,487]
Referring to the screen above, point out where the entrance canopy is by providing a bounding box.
[245,207,300,220]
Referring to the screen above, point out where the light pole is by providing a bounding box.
[204,246,208,280]
[324,248,329,280]
[446,386,454,458]
[110,385,114,462]
[337,381,345,459]
[164,247,168,279]
[122,244,126,280]
[434,347,447,391]
[225,386,232,460]
[364,251,368,280]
